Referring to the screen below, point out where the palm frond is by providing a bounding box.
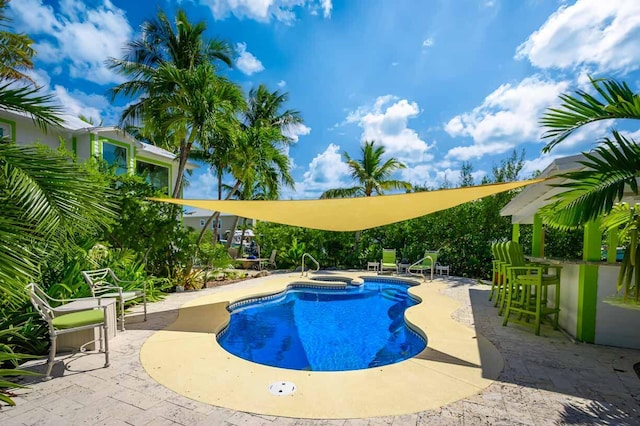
[541,77,640,153]
[0,143,118,284]
[320,187,363,199]
[539,131,640,228]
[0,83,62,131]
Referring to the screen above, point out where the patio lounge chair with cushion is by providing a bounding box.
[81,268,147,332]
[409,250,438,281]
[380,249,398,274]
[26,283,110,380]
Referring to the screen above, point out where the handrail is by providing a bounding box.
[301,253,320,277]
[408,254,436,281]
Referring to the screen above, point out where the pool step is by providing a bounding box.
[381,289,406,302]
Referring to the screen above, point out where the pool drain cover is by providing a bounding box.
[269,381,296,396]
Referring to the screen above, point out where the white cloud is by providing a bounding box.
[422,38,434,48]
[446,142,515,161]
[8,0,132,85]
[277,80,287,87]
[294,143,350,198]
[399,164,435,185]
[320,0,332,17]
[183,169,219,200]
[23,68,120,126]
[52,85,122,126]
[622,128,640,141]
[346,95,433,164]
[516,0,640,74]
[235,42,265,75]
[200,0,332,23]
[444,75,570,160]
[284,123,311,142]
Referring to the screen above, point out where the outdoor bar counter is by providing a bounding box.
[501,154,640,349]
[524,256,640,349]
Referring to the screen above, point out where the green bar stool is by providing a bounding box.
[502,242,561,335]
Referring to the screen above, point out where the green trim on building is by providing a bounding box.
[511,223,520,242]
[577,265,598,342]
[89,133,96,157]
[71,136,77,155]
[99,137,133,174]
[606,231,619,264]
[0,116,17,142]
[136,156,174,194]
[576,220,601,343]
[532,213,543,257]
[583,219,602,261]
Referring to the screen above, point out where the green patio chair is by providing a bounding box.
[495,242,511,312]
[26,283,110,380]
[408,250,438,281]
[502,241,561,335]
[489,243,502,302]
[380,249,398,274]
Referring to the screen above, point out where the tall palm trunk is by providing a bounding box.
[172,139,192,199]
[196,179,242,245]
[225,215,240,250]
[212,169,224,243]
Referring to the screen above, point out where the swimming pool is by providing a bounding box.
[217,277,426,371]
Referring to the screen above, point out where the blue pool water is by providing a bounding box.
[217,278,426,371]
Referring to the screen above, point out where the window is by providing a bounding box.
[102,141,128,175]
[136,160,169,193]
[0,122,11,140]
[200,219,205,227]
[211,219,221,229]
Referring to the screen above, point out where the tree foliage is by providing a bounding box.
[320,141,412,199]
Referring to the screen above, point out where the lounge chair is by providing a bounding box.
[81,268,147,332]
[260,250,277,269]
[380,249,398,274]
[26,283,110,380]
[409,250,438,281]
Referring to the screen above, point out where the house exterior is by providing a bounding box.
[0,109,195,195]
[183,207,256,239]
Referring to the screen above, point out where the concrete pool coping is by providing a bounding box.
[140,271,504,419]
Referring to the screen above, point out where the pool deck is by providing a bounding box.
[3,271,640,425]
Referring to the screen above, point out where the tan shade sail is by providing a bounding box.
[151,178,545,232]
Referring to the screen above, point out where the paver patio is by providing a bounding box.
[2,273,639,425]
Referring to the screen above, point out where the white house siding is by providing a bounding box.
[557,264,580,338]
[595,265,640,349]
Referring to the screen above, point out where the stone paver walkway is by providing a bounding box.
[2,274,639,425]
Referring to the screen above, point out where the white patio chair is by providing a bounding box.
[81,268,147,331]
[26,283,110,380]
[260,250,277,269]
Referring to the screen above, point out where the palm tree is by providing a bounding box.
[0,0,33,83]
[107,8,235,199]
[321,140,412,252]
[197,85,301,244]
[0,0,61,130]
[320,140,412,199]
[540,76,640,304]
[0,143,117,300]
[196,124,294,245]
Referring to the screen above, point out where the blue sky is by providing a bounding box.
[8,0,640,199]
